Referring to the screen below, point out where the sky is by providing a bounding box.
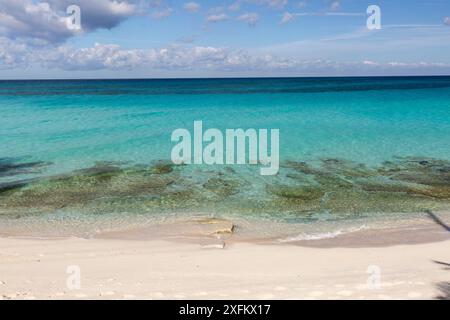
[1,0,450,79]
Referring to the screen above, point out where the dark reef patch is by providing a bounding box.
[267,185,324,201]
[203,177,242,198]
[0,158,51,177]
[268,157,450,215]
[1,157,450,219]
[149,161,174,174]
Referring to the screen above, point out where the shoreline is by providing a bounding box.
[1,210,449,248]
[2,221,449,249]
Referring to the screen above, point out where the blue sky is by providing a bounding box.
[1,0,450,78]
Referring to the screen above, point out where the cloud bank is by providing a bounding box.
[2,38,449,77]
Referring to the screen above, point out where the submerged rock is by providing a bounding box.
[0,162,179,211]
[196,218,235,235]
[320,158,375,178]
[357,179,422,193]
[203,178,241,197]
[149,162,174,174]
[315,174,354,189]
[415,186,450,199]
[356,179,450,199]
[74,163,121,177]
[282,161,321,175]
[267,184,325,201]
[0,180,33,194]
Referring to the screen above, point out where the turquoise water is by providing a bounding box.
[1,77,450,178]
[1,77,450,237]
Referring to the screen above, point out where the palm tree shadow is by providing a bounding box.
[435,282,450,300]
[434,261,450,299]
[433,260,450,270]
[424,211,450,299]
[424,210,450,232]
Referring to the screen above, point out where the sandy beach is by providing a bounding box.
[1,219,449,300]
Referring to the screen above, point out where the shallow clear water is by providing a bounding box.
[1,77,450,238]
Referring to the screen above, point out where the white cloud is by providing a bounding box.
[0,0,137,43]
[266,0,288,9]
[228,1,241,11]
[444,17,450,26]
[278,10,364,23]
[229,0,288,11]
[0,37,28,69]
[280,12,295,24]
[237,13,259,26]
[184,2,200,13]
[329,0,340,11]
[206,14,229,23]
[152,7,173,19]
[209,6,226,14]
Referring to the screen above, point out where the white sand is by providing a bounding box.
[1,237,449,300]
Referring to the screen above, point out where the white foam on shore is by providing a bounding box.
[277,225,368,243]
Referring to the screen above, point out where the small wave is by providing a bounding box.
[277,225,368,243]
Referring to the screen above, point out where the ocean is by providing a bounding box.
[1,77,450,239]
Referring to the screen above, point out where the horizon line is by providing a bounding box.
[1,74,450,81]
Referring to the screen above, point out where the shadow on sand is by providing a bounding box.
[425,210,450,232]
[435,282,450,300]
[426,211,450,300]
